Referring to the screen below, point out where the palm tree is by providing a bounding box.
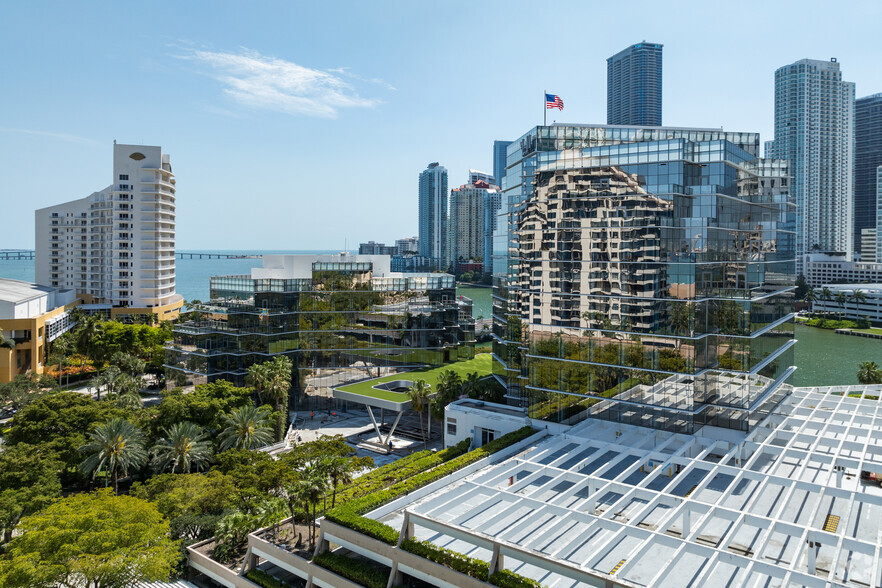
[248,356,293,441]
[151,421,213,473]
[78,418,147,494]
[294,462,329,546]
[408,379,431,448]
[857,361,882,385]
[93,365,122,400]
[323,455,359,508]
[819,287,833,317]
[835,291,849,320]
[0,331,15,351]
[462,372,481,399]
[48,335,72,387]
[75,314,104,363]
[218,405,274,451]
[850,289,867,313]
[432,370,462,420]
[802,288,817,315]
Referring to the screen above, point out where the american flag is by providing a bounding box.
[546,93,564,110]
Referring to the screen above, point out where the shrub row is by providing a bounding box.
[333,439,471,505]
[804,318,859,330]
[488,569,544,588]
[400,540,542,588]
[401,538,489,579]
[313,550,390,588]
[245,568,298,588]
[326,426,536,546]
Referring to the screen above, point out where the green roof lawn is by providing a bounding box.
[336,354,492,401]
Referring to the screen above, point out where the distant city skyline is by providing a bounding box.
[3,1,882,249]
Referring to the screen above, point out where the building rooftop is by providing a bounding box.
[0,278,58,304]
[370,386,882,587]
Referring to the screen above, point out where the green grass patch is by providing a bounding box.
[337,355,492,399]
[852,328,882,336]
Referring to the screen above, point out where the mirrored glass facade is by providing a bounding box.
[492,125,796,434]
[165,257,474,409]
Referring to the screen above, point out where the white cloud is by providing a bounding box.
[0,127,97,145]
[181,48,383,119]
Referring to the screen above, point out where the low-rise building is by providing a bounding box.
[813,283,882,324]
[0,279,81,383]
[805,253,882,287]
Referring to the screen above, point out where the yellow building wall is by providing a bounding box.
[0,299,82,384]
[109,296,183,322]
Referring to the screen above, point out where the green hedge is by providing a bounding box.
[400,540,543,587]
[327,426,535,544]
[313,551,389,588]
[401,538,489,579]
[333,439,471,506]
[489,569,544,588]
[805,318,858,330]
[245,568,298,588]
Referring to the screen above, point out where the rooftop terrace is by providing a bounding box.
[368,386,882,587]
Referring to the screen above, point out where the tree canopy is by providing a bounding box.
[0,489,179,588]
[4,392,131,475]
[0,443,62,546]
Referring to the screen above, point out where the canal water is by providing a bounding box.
[455,285,882,388]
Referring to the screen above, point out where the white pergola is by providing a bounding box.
[374,385,882,587]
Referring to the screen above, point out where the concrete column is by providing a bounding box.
[313,530,329,557]
[489,544,505,576]
[807,540,817,574]
[387,562,404,588]
[682,509,691,538]
[397,512,412,547]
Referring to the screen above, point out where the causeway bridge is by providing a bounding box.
[0,250,34,260]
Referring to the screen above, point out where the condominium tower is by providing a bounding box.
[418,162,448,268]
[493,124,796,434]
[607,42,663,126]
[855,93,882,254]
[35,143,182,319]
[448,179,498,268]
[773,58,855,269]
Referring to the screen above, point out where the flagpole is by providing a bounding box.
[543,90,546,127]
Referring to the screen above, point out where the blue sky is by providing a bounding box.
[2,0,881,250]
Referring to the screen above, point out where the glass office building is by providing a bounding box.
[492,125,796,434]
[607,42,663,126]
[855,93,882,255]
[165,255,474,410]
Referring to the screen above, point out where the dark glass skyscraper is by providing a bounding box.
[493,140,512,190]
[607,42,663,126]
[855,94,882,254]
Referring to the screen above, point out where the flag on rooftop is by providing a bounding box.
[545,93,564,110]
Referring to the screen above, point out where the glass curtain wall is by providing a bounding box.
[166,265,473,410]
[492,125,795,433]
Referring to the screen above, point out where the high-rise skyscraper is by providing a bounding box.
[607,42,663,126]
[493,140,512,190]
[418,162,448,267]
[448,179,498,270]
[774,58,855,270]
[35,143,182,319]
[493,123,795,434]
[855,93,882,254]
